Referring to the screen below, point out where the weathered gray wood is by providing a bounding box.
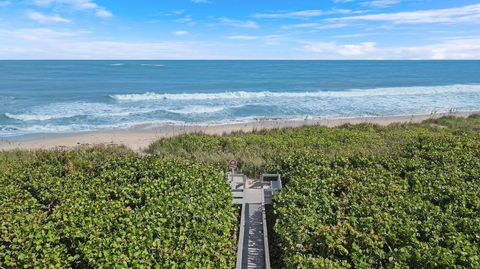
[236,203,247,269]
[242,203,265,268]
[262,190,271,269]
[232,173,279,268]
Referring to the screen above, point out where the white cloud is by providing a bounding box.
[303,38,480,59]
[0,1,11,7]
[2,26,480,59]
[191,0,210,3]
[228,35,283,45]
[255,10,326,19]
[0,31,212,59]
[36,41,207,59]
[333,32,379,39]
[281,22,348,30]
[172,9,185,15]
[362,0,401,8]
[253,9,354,19]
[315,23,349,29]
[0,28,80,41]
[219,18,258,28]
[385,38,480,59]
[175,15,195,25]
[95,9,112,18]
[26,10,70,24]
[335,3,480,24]
[228,35,259,40]
[173,30,189,36]
[32,0,112,18]
[304,41,376,56]
[0,26,212,59]
[340,42,376,55]
[281,23,320,29]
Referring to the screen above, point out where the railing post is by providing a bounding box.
[236,203,246,269]
[262,190,271,269]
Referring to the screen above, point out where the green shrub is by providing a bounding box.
[270,131,480,268]
[0,148,237,268]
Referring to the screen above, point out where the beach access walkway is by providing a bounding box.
[228,173,282,269]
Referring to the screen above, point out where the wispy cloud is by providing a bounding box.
[362,0,401,8]
[335,3,480,24]
[32,0,112,18]
[253,9,354,19]
[175,15,195,25]
[304,41,377,56]
[2,1,480,60]
[173,30,189,36]
[172,9,185,15]
[281,23,320,29]
[281,22,348,30]
[333,32,379,39]
[398,37,480,59]
[26,10,70,24]
[95,9,112,18]
[303,37,480,59]
[228,35,259,40]
[1,41,212,59]
[0,27,212,59]
[219,18,258,28]
[2,24,480,59]
[0,28,80,41]
[228,35,283,45]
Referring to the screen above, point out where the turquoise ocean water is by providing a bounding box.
[1,60,480,138]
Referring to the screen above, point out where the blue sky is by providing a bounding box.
[1,0,480,59]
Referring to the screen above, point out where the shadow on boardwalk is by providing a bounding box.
[243,203,265,268]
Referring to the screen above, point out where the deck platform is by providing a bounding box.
[229,173,281,269]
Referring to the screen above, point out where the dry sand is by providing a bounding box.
[0,112,475,153]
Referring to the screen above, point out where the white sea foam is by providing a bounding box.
[5,113,58,121]
[3,84,480,137]
[167,105,228,114]
[0,119,188,136]
[110,84,480,102]
[109,63,125,66]
[4,102,161,122]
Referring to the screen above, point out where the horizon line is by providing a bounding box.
[1,59,480,61]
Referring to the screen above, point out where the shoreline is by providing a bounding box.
[0,112,475,152]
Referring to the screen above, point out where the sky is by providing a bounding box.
[1,0,480,59]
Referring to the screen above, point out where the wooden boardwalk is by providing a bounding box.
[230,174,281,269]
[242,203,265,268]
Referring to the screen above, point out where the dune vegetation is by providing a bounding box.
[149,115,480,268]
[0,147,237,268]
[1,115,479,268]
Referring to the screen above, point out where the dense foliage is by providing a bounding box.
[149,116,480,178]
[0,147,237,268]
[2,115,479,268]
[270,140,480,268]
[150,115,480,268]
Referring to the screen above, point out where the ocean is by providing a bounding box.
[1,60,480,138]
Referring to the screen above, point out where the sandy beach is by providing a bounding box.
[0,112,474,153]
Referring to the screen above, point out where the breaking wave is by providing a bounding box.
[167,105,229,115]
[110,84,480,102]
[4,102,160,122]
